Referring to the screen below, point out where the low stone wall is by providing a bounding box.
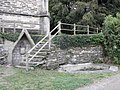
[3,40,14,64]
[43,46,104,70]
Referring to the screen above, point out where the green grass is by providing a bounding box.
[0,65,5,72]
[0,66,119,90]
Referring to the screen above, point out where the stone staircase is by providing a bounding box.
[16,43,56,69]
[27,43,55,66]
[24,21,101,70]
[25,23,61,70]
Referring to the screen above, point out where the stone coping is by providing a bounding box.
[58,63,119,73]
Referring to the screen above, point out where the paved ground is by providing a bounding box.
[76,74,120,90]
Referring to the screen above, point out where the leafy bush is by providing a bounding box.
[103,13,120,64]
[0,32,19,42]
[50,0,120,30]
[53,33,104,49]
[0,32,45,43]
[31,35,45,44]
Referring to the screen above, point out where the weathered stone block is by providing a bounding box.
[43,46,104,70]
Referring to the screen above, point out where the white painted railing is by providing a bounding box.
[25,21,101,70]
[26,23,60,70]
[60,22,101,35]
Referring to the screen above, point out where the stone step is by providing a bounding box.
[29,54,45,58]
[30,60,45,63]
[35,44,49,49]
[20,58,45,63]
[16,61,45,68]
[32,49,50,52]
[35,45,55,50]
[15,65,34,69]
[30,51,48,56]
[28,57,45,62]
[29,61,45,65]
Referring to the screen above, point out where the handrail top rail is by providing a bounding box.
[25,21,101,70]
[27,23,60,54]
[60,22,99,30]
[28,28,60,62]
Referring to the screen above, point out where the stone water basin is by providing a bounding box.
[58,63,118,73]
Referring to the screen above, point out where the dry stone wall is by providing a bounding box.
[42,46,104,70]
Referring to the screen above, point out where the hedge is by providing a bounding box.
[0,32,19,42]
[0,32,104,49]
[0,32,45,43]
[53,33,104,49]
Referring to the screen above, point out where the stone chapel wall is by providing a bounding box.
[0,0,50,34]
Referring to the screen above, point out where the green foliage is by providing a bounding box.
[53,33,104,49]
[103,13,120,64]
[50,0,120,29]
[81,11,96,26]
[0,32,19,42]
[0,32,45,43]
[31,35,45,44]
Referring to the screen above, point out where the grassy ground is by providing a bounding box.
[0,65,119,90]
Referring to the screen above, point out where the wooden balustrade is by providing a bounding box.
[58,22,101,35]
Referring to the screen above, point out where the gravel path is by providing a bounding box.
[76,74,120,90]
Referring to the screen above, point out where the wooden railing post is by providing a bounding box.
[96,28,99,34]
[87,25,89,35]
[58,21,61,35]
[101,29,102,33]
[74,23,76,35]
[26,53,29,71]
[48,32,51,50]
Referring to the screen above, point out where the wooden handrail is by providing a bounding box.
[25,21,101,70]
[60,22,100,34]
[26,23,60,70]
[28,28,61,62]
[27,24,60,54]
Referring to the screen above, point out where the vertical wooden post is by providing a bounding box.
[26,53,29,71]
[58,21,61,35]
[48,32,51,50]
[96,28,99,34]
[74,23,76,35]
[87,25,89,35]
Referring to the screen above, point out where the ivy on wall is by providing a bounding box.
[53,33,104,49]
[31,35,45,44]
[0,32,19,42]
[0,32,44,43]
